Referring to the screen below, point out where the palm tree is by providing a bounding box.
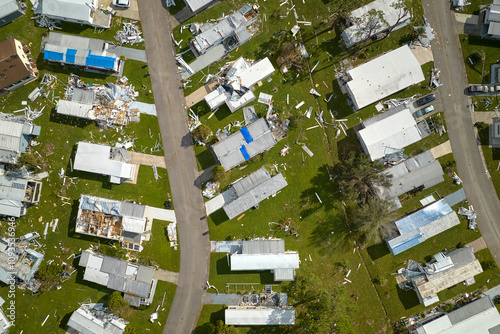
[334,151,392,203]
[351,198,396,243]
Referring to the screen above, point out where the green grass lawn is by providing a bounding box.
[459,34,500,84]
[169,0,490,332]
[455,0,491,15]
[0,4,172,333]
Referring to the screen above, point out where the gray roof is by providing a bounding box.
[78,194,145,219]
[0,120,37,162]
[41,0,92,24]
[225,307,295,325]
[223,171,288,219]
[184,0,216,12]
[380,151,444,198]
[101,257,127,276]
[490,118,500,148]
[242,240,285,254]
[0,175,30,217]
[233,167,270,196]
[136,266,155,283]
[67,307,125,334]
[449,297,495,325]
[72,88,96,105]
[120,202,145,219]
[212,118,277,171]
[106,275,150,298]
[488,21,500,37]
[0,0,23,27]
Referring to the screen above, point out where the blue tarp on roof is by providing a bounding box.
[240,127,253,143]
[395,199,452,235]
[44,50,64,61]
[240,145,251,160]
[65,49,77,64]
[85,50,116,70]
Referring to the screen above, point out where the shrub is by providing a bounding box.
[212,165,226,182]
[192,124,211,142]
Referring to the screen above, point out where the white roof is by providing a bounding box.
[346,45,424,110]
[0,120,24,152]
[417,299,500,334]
[184,0,213,12]
[74,142,133,180]
[57,100,95,119]
[225,308,296,325]
[342,0,411,47]
[357,107,422,160]
[238,57,275,88]
[230,253,299,271]
[122,216,146,234]
[41,0,92,23]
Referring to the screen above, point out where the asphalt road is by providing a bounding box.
[423,0,500,264]
[137,1,210,333]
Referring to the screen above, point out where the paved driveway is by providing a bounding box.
[423,0,500,266]
[138,0,211,333]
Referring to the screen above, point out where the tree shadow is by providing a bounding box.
[49,107,95,128]
[58,312,74,332]
[298,165,338,219]
[215,257,277,283]
[366,242,390,261]
[396,284,420,310]
[209,209,229,226]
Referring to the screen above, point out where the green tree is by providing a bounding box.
[212,165,226,182]
[353,9,387,48]
[192,124,212,142]
[210,320,239,334]
[333,151,392,203]
[351,198,395,243]
[385,0,418,37]
[35,263,62,291]
[108,291,133,317]
[286,274,357,334]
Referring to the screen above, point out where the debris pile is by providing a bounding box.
[34,15,61,30]
[458,205,477,230]
[167,222,178,249]
[429,66,441,88]
[115,21,144,45]
[203,181,220,198]
[58,74,141,129]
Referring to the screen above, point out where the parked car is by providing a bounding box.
[414,105,434,118]
[113,0,130,8]
[416,94,436,106]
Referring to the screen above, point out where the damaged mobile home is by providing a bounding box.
[56,76,140,127]
[229,239,299,281]
[190,4,258,56]
[67,303,128,334]
[0,173,42,217]
[0,236,44,292]
[342,0,412,48]
[225,288,295,325]
[339,45,424,110]
[42,32,121,73]
[0,118,41,165]
[73,142,137,184]
[397,247,483,306]
[385,199,460,255]
[75,195,150,252]
[212,118,277,171]
[205,57,275,113]
[79,249,157,307]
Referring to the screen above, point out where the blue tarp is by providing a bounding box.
[65,48,77,64]
[85,50,116,70]
[240,145,251,160]
[240,127,253,143]
[44,50,64,61]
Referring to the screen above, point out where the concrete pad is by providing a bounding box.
[107,45,147,62]
[144,205,176,223]
[185,82,217,108]
[410,45,434,65]
[430,140,452,159]
[124,164,140,184]
[153,269,179,284]
[454,13,479,25]
[129,151,166,168]
[472,112,498,124]
[205,194,226,216]
[467,236,487,252]
[100,0,141,20]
